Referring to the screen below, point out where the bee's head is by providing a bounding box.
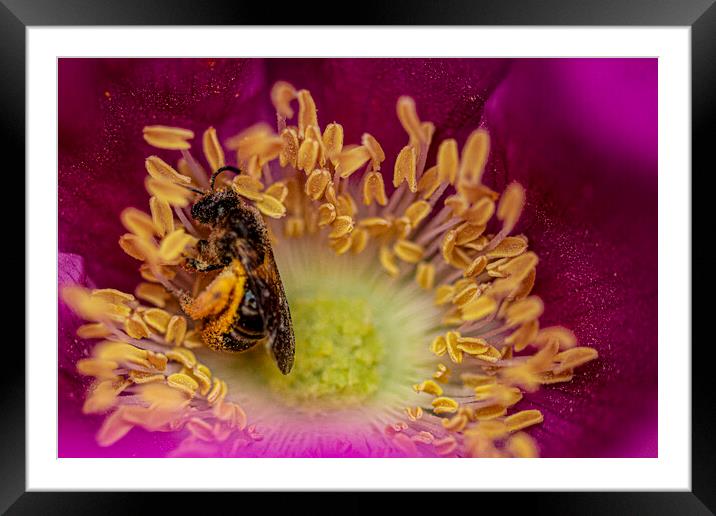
[191,189,238,224]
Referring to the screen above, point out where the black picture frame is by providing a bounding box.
[3,0,711,513]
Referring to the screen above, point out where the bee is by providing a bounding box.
[176,166,295,374]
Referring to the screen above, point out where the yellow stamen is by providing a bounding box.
[442,413,468,432]
[329,234,353,255]
[158,228,194,263]
[322,123,344,165]
[464,255,488,278]
[445,331,463,364]
[271,81,297,118]
[473,405,507,420]
[417,166,440,199]
[379,245,399,277]
[393,145,417,192]
[77,358,119,379]
[534,326,577,350]
[428,282,452,304]
[167,373,199,397]
[350,228,369,254]
[124,314,150,339]
[456,336,489,355]
[393,239,424,264]
[458,128,489,185]
[62,286,125,323]
[405,406,424,421]
[497,182,525,231]
[96,409,134,447]
[95,341,151,370]
[206,378,228,406]
[135,282,170,308]
[256,194,287,219]
[359,217,391,236]
[231,174,264,201]
[264,181,288,203]
[142,125,194,150]
[452,283,478,306]
[553,347,599,374]
[166,347,197,369]
[539,370,575,384]
[129,371,166,384]
[404,200,431,227]
[507,432,538,458]
[305,126,325,165]
[305,169,331,201]
[464,197,495,225]
[433,363,451,383]
[505,409,544,432]
[486,236,528,258]
[361,133,385,170]
[118,234,153,262]
[149,196,175,237]
[145,156,192,185]
[297,89,318,138]
[461,295,497,321]
[145,177,192,208]
[437,139,458,184]
[362,171,388,206]
[335,193,357,217]
[317,203,337,227]
[396,96,425,145]
[393,216,412,239]
[506,319,539,352]
[202,127,225,172]
[461,373,497,389]
[431,396,459,415]
[279,127,299,168]
[329,215,354,239]
[335,145,371,179]
[77,322,112,339]
[445,194,469,218]
[165,315,188,345]
[505,296,544,326]
[416,262,435,290]
[91,288,135,305]
[413,379,443,396]
[430,335,447,357]
[297,138,319,173]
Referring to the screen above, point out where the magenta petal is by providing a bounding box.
[486,59,658,457]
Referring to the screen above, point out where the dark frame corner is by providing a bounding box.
[4,0,712,513]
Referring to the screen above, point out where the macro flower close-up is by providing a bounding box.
[58,58,657,458]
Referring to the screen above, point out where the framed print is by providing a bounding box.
[5,0,712,512]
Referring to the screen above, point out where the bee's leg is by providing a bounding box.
[179,267,239,320]
[183,239,224,273]
[184,257,223,273]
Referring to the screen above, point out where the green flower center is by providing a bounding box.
[261,296,384,407]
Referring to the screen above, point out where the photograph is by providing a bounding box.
[57,57,657,459]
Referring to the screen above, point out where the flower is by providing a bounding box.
[58,58,656,458]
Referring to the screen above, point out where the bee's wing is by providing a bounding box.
[252,247,295,375]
